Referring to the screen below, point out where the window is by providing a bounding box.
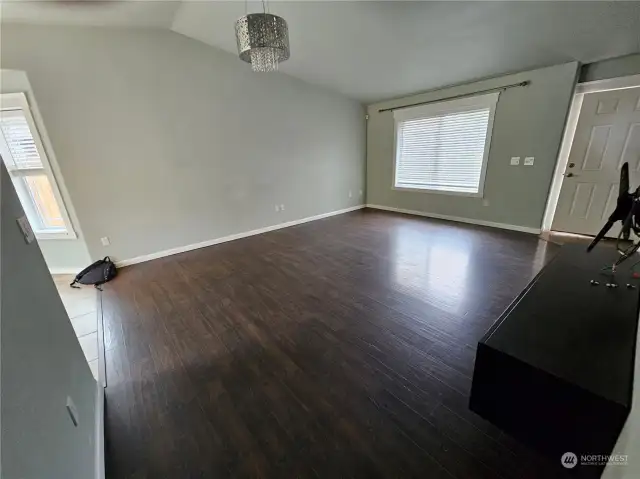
[393,92,499,197]
[0,93,75,238]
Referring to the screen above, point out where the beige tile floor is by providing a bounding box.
[53,275,99,380]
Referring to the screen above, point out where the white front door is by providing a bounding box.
[553,86,640,237]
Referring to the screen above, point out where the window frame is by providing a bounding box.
[0,92,77,239]
[392,92,499,198]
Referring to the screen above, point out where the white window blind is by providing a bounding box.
[0,93,75,238]
[1,112,44,170]
[393,92,498,197]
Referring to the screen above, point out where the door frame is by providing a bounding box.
[542,74,640,234]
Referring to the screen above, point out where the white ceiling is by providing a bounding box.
[0,0,180,28]
[172,1,640,103]
[3,1,640,103]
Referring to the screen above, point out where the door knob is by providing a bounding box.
[563,172,576,178]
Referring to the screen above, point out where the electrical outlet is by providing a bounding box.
[359,190,363,196]
[483,199,490,207]
[280,204,285,211]
[100,237,110,246]
[510,157,520,166]
[524,157,535,166]
[349,190,353,198]
[274,205,280,212]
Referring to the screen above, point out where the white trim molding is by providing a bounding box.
[366,204,541,234]
[116,205,365,268]
[576,74,640,95]
[542,89,583,233]
[94,381,105,479]
[49,267,83,275]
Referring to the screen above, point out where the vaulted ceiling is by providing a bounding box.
[3,1,640,103]
[0,0,181,28]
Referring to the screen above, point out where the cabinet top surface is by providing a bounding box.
[484,243,639,406]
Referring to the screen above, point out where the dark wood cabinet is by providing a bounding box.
[470,243,639,476]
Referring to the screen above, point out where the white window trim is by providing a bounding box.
[392,92,499,198]
[0,92,77,239]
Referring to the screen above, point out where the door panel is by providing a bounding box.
[620,123,640,170]
[568,183,596,219]
[596,97,620,115]
[581,124,611,170]
[553,86,640,236]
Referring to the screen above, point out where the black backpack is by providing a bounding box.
[70,256,117,290]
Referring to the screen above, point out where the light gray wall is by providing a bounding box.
[39,240,91,273]
[0,69,91,273]
[1,163,96,479]
[366,62,579,229]
[580,53,640,84]
[0,24,366,263]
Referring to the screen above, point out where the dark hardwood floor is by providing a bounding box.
[103,209,571,478]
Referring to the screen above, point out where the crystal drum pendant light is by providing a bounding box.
[235,0,290,72]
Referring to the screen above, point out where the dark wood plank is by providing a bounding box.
[103,209,575,479]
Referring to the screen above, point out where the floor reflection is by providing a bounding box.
[392,226,471,314]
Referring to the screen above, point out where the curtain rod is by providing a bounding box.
[377,80,530,113]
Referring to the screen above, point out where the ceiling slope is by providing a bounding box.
[2,1,639,103]
[172,1,640,103]
[0,0,180,28]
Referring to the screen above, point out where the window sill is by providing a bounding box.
[36,231,78,241]
[392,185,484,198]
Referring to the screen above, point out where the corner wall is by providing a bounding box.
[366,62,579,230]
[0,24,366,263]
[1,163,97,479]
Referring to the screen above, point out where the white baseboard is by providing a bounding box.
[117,205,365,268]
[49,267,82,275]
[94,381,105,479]
[366,204,541,234]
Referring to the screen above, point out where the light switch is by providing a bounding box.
[524,157,535,166]
[16,215,35,244]
[510,157,520,166]
[100,237,110,246]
